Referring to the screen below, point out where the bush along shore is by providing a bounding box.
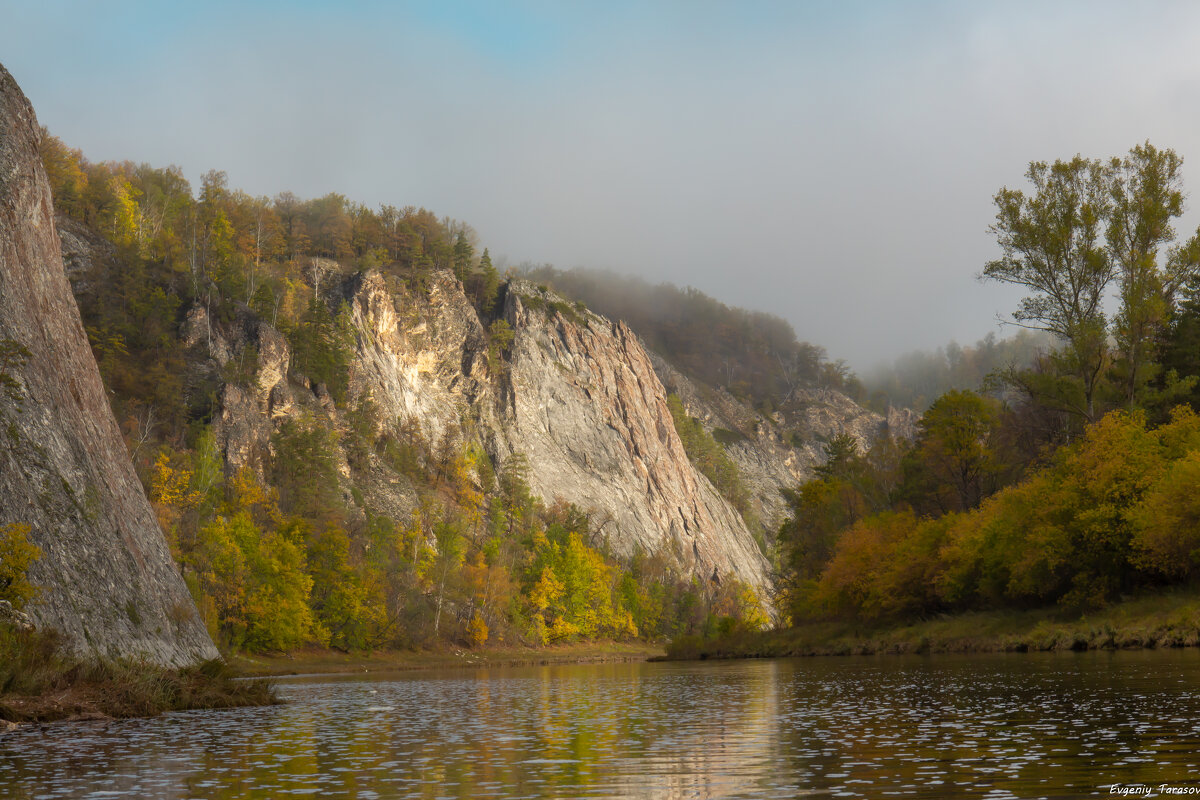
[663,587,1200,661]
[0,620,277,726]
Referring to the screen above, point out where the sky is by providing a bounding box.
[4,0,1200,369]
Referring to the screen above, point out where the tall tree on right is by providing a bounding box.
[984,144,1200,422]
[984,155,1114,421]
[1106,142,1187,408]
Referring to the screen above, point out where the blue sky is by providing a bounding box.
[4,1,1200,368]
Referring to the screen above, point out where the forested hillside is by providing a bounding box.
[863,330,1051,412]
[518,265,867,413]
[32,133,771,654]
[774,143,1200,629]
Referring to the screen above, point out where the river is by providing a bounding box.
[4,651,1200,798]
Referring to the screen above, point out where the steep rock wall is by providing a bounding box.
[0,64,217,665]
[188,272,791,599]
[497,283,772,594]
[345,269,496,447]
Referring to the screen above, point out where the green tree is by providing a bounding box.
[1107,143,1188,406]
[814,433,860,480]
[984,156,1114,420]
[289,298,356,405]
[900,390,1004,515]
[272,419,344,523]
[477,248,501,314]
[452,230,474,283]
[426,516,465,637]
[307,523,379,650]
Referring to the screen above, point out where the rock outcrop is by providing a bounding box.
[0,64,217,665]
[344,269,496,449]
[192,272,773,597]
[497,282,772,593]
[185,269,908,603]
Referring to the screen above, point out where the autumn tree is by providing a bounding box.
[38,129,88,217]
[0,523,41,609]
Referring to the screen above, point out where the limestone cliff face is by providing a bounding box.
[190,268,907,602]
[344,269,496,448]
[0,64,217,665]
[193,272,771,595]
[496,282,772,593]
[191,268,495,526]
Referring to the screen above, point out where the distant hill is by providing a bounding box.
[862,329,1051,411]
[518,265,867,413]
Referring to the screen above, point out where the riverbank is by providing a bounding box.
[229,640,666,677]
[665,586,1200,660]
[0,622,276,727]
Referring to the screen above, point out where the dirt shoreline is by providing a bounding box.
[0,641,665,732]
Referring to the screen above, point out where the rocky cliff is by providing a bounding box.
[192,270,773,596]
[168,257,915,605]
[0,64,218,665]
[497,282,771,592]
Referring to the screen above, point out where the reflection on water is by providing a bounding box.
[4,651,1200,798]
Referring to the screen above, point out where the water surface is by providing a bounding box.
[4,651,1200,798]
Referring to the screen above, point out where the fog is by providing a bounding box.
[5,0,1200,369]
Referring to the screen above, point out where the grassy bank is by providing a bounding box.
[0,623,276,726]
[229,640,666,677]
[665,587,1200,660]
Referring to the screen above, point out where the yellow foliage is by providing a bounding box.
[150,452,201,557]
[106,174,142,250]
[0,522,41,609]
[735,584,770,632]
[467,612,489,646]
[151,452,199,509]
[1131,452,1200,577]
[228,465,282,525]
[529,566,564,613]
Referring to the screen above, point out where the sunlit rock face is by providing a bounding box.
[343,269,497,451]
[496,281,772,595]
[187,269,773,597]
[0,63,218,666]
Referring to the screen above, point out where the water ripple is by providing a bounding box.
[3,651,1200,798]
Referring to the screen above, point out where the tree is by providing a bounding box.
[426,516,465,636]
[1107,143,1187,406]
[477,248,500,313]
[814,433,860,480]
[1159,272,1200,412]
[900,390,1003,514]
[984,156,1114,420]
[0,523,41,609]
[39,129,89,217]
[452,230,474,283]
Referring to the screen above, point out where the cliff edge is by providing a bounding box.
[0,64,218,665]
